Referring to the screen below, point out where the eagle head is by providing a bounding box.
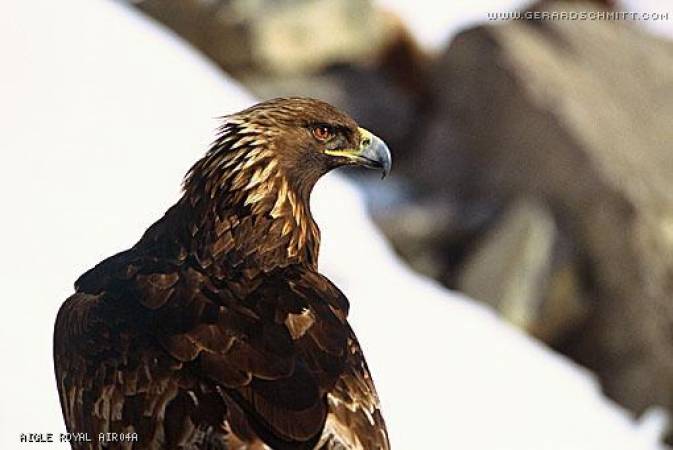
[187,97,390,196]
[229,97,390,181]
[181,97,391,269]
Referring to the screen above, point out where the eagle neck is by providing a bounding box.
[180,149,321,273]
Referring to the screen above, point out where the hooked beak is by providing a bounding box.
[325,128,392,178]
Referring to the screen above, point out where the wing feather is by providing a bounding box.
[54,248,373,449]
[318,331,390,450]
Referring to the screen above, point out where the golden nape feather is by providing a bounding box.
[54,97,391,450]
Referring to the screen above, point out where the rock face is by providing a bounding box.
[131,0,392,76]
[459,200,557,330]
[414,1,673,432]
[457,199,589,343]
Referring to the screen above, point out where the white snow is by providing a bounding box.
[0,0,667,449]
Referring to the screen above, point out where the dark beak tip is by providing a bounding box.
[363,134,391,180]
[380,160,391,179]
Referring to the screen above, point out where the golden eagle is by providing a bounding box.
[54,98,392,450]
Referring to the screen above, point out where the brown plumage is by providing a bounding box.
[53,97,392,450]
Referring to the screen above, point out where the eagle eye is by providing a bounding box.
[312,125,334,142]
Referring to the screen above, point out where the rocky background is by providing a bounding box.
[127,0,673,443]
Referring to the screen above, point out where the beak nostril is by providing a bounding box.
[362,138,372,147]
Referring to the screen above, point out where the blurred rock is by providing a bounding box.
[460,200,556,328]
[376,201,454,280]
[131,0,394,76]
[460,200,549,328]
[458,199,589,342]
[371,184,502,284]
[415,0,673,431]
[531,260,589,345]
